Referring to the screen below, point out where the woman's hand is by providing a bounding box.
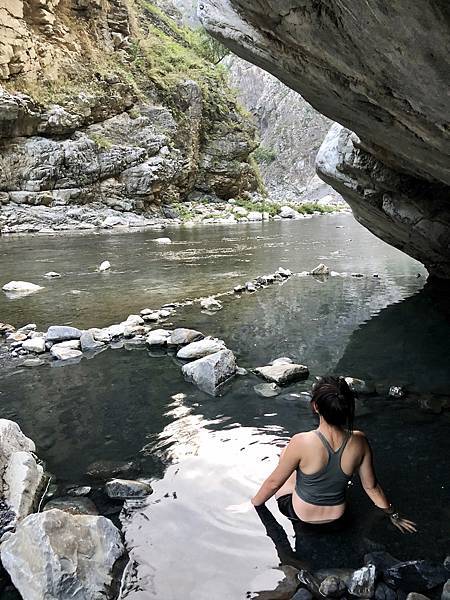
[225,500,254,514]
[389,513,417,533]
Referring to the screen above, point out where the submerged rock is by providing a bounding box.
[86,459,139,480]
[177,337,226,360]
[46,325,82,343]
[43,497,98,516]
[345,377,376,395]
[1,509,124,600]
[255,362,309,386]
[200,296,223,311]
[105,478,153,499]
[253,382,282,398]
[384,561,448,593]
[182,349,236,394]
[2,281,43,296]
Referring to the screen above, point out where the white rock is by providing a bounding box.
[22,337,46,354]
[125,314,145,326]
[44,272,61,278]
[182,349,237,394]
[168,328,204,346]
[247,211,263,221]
[154,237,172,244]
[177,337,226,360]
[233,206,248,216]
[277,266,292,277]
[271,357,293,366]
[92,328,111,343]
[2,281,43,296]
[200,297,223,311]
[52,340,81,349]
[1,509,124,600]
[99,260,111,272]
[146,329,172,346]
[345,377,376,394]
[17,323,37,333]
[141,310,161,322]
[255,363,309,386]
[50,346,83,361]
[104,323,125,339]
[46,326,82,343]
[3,451,44,522]
[279,205,302,219]
[311,263,330,276]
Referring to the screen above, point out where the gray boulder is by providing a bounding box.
[279,205,302,219]
[104,478,153,499]
[0,420,44,531]
[346,565,376,598]
[385,561,448,593]
[43,497,98,516]
[50,345,83,361]
[22,337,46,353]
[319,575,347,598]
[80,331,105,352]
[146,328,172,346]
[46,325,82,343]
[1,509,124,600]
[441,580,450,600]
[182,349,237,394]
[177,337,226,360]
[255,363,309,386]
[168,328,204,346]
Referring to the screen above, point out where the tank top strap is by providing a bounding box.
[314,430,334,455]
[337,432,351,456]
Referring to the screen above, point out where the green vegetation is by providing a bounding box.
[88,133,113,150]
[252,146,277,164]
[192,27,230,65]
[235,198,336,215]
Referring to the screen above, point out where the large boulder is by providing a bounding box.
[200,1,450,278]
[46,326,83,343]
[177,337,226,360]
[1,509,124,600]
[181,349,237,394]
[0,420,44,532]
[168,328,204,346]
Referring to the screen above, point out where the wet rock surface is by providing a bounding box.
[181,348,237,394]
[255,362,309,386]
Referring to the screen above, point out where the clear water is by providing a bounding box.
[0,215,449,599]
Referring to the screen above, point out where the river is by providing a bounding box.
[0,214,449,599]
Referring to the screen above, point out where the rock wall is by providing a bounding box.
[0,0,258,219]
[199,0,450,278]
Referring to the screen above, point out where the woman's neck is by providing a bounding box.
[318,419,345,436]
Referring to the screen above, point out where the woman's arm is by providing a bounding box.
[358,434,417,533]
[251,436,301,506]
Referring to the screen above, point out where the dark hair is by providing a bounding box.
[311,376,355,432]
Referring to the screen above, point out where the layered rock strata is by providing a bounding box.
[199,0,450,278]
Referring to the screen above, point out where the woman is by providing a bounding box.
[251,376,416,533]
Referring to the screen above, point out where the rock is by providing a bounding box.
[297,569,322,597]
[277,266,292,277]
[7,331,28,342]
[154,237,172,244]
[292,589,313,600]
[319,576,347,598]
[104,478,153,499]
[86,459,139,480]
[44,271,61,278]
[50,345,83,361]
[351,272,364,278]
[365,552,401,573]
[442,580,450,600]
[234,284,246,293]
[347,565,376,598]
[2,281,43,295]
[405,595,430,600]
[279,205,302,219]
[177,337,226,360]
[253,382,282,398]
[80,331,105,352]
[66,486,92,497]
[345,377,376,395]
[21,337,46,354]
[125,314,145,326]
[385,561,448,592]
[310,263,330,276]
[168,328,204,346]
[247,210,263,221]
[254,363,309,386]
[0,420,45,530]
[99,260,111,271]
[182,349,237,394]
[23,358,44,367]
[200,0,450,278]
[46,325,82,343]
[200,296,223,311]
[375,583,398,600]
[245,281,257,292]
[389,386,406,399]
[146,329,172,346]
[142,310,162,322]
[43,497,98,515]
[1,509,124,600]
[271,357,293,366]
[236,367,248,375]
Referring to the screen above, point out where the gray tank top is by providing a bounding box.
[295,431,352,506]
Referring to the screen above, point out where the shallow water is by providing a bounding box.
[0,215,449,599]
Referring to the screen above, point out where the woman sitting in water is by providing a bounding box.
[251,376,416,533]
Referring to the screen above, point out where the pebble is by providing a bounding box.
[99,260,111,272]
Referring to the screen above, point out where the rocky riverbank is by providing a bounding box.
[0,195,348,236]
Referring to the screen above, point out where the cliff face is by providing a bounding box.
[226,57,340,203]
[200,0,450,278]
[0,0,258,221]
